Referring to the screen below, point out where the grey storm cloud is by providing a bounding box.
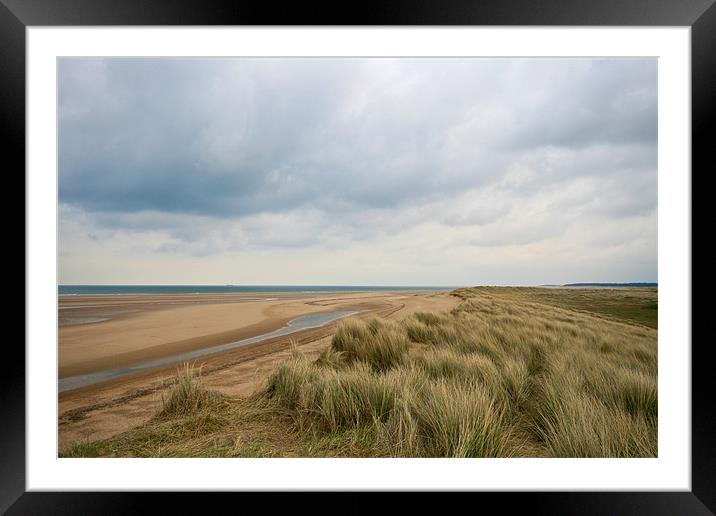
[59,58,656,219]
[58,57,657,285]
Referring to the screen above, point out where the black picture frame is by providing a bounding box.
[5,0,709,512]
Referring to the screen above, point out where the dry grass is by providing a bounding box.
[60,364,301,458]
[155,363,224,420]
[461,286,659,328]
[60,287,657,458]
[260,287,657,457]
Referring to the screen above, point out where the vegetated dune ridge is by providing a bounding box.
[60,287,657,458]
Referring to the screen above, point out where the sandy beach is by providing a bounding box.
[58,290,460,449]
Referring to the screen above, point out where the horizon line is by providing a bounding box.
[58,282,657,287]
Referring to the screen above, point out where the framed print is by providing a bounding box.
[5,0,710,512]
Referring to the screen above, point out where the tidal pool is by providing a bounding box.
[59,310,359,392]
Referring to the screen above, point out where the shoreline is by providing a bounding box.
[59,291,405,378]
[59,290,460,379]
[58,309,361,392]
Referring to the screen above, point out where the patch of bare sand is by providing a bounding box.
[387,291,461,320]
[60,291,403,377]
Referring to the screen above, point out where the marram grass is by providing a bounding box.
[155,363,224,420]
[261,289,657,457]
[61,287,657,458]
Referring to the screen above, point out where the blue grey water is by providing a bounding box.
[59,285,454,295]
[58,310,359,393]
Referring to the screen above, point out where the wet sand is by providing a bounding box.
[58,290,460,449]
[60,291,397,378]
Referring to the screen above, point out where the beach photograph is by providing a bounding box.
[58,57,657,458]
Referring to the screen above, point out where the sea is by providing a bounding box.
[58,285,456,296]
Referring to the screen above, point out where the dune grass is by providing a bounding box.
[155,363,224,420]
[460,286,659,328]
[60,287,657,458]
[259,287,657,457]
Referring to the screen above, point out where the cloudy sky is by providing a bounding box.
[58,58,657,286]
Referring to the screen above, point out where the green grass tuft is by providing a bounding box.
[155,363,224,420]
